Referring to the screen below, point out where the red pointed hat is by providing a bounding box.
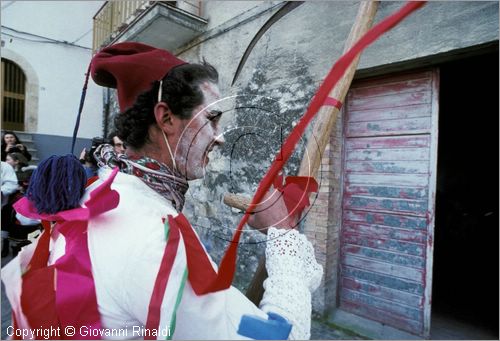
[91,42,186,111]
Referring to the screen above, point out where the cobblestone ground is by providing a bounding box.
[1,256,361,340]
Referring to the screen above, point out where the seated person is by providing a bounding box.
[5,152,36,194]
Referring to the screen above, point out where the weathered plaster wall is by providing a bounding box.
[358,1,499,70]
[111,1,498,313]
[202,1,266,31]
[174,1,499,313]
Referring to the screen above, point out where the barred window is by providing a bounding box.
[1,58,26,131]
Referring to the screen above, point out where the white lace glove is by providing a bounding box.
[259,228,323,340]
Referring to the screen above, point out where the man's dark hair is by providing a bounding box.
[107,131,119,143]
[115,61,218,149]
[84,137,107,166]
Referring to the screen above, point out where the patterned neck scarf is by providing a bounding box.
[95,144,189,211]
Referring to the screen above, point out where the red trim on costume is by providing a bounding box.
[27,221,51,271]
[170,214,218,295]
[12,168,121,339]
[86,175,99,187]
[145,219,181,339]
[21,266,61,339]
[12,313,21,340]
[56,220,102,339]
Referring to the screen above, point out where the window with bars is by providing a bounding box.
[1,58,26,131]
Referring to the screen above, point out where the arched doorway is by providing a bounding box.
[1,58,26,131]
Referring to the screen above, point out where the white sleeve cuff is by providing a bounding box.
[260,228,323,339]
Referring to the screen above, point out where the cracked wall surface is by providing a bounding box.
[106,1,498,313]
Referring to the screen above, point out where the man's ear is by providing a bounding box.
[154,102,176,134]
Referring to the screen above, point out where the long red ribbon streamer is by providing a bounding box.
[189,1,427,295]
[14,168,120,339]
[145,218,181,339]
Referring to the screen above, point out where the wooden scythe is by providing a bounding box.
[224,1,380,305]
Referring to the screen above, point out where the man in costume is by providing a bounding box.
[3,42,322,340]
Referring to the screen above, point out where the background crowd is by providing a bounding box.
[0,131,125,258]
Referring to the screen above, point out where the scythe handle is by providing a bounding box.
[224,1,380,305]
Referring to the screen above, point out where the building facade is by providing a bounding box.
[1,1,105,160]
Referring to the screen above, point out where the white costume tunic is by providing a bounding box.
[1,161,18,208]
[3,168,322,340]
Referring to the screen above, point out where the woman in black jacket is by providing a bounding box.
[1,131,32,162]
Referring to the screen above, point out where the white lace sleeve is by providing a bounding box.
[259,228,323,340]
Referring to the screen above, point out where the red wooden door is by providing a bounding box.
[339,69,439,337]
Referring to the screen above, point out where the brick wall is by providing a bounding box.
[304,110,344,315]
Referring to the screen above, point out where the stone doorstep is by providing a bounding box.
[311,314,368,340]
[328,309,421,340]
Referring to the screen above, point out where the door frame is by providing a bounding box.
[423,68,439,337]
[336,67,440,338]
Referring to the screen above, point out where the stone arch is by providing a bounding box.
[1,49,39,132]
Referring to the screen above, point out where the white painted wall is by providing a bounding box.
[1,1,105,138]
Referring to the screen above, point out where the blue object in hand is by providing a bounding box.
[237,312,292,340]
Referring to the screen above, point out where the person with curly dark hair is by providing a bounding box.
[5,152,35,189]
[113,59,222,184]
[1,131,32,162]
[4,42,322,340]
[107,130,126,155]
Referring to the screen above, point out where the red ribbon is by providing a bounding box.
[144,219,181,339]
[273,175,319,220]
[14,3,428,333]
[169,214,219,294]
[192,1,427,295]
[164,175,318,298]
[324,97,343,110]
[14,168,120,339]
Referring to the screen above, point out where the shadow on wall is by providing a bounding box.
[433,50,499,335]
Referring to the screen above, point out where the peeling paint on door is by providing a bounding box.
[339,70,439,337]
